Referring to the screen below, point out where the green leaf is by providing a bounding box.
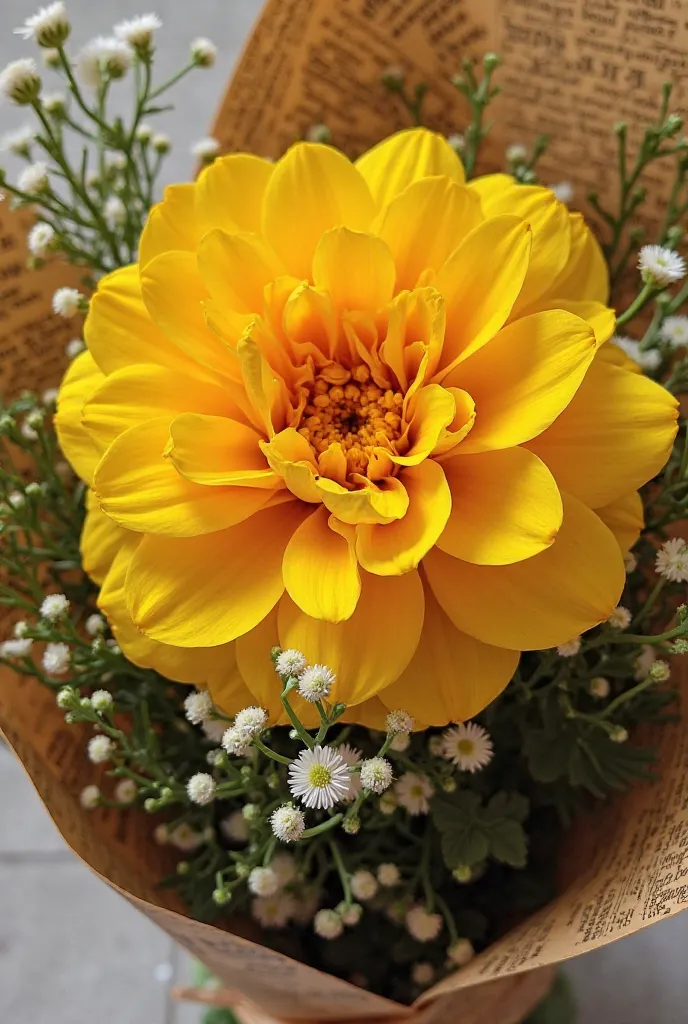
[486,791,529,823]
[441,822,491,869]
[524,729,571,783]
[431,792,481,832]
[487,818,528,868]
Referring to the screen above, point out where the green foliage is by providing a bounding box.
[432,791,529,869]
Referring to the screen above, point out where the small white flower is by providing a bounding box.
[0,637,33,657]
[378,790,398,815]
[202,718,227,744]
[656,537,688,582]
[221,810,249,844]
[298,664,335,702]
[270,852,297,888]
[114,14,162,52]
[115,778,137,803]
[186,772,217,805]
[390,731,410,752]
[104,195,126,226]
[381,64,405,87]
[153,823,168,845]
[338,902,362,926]
[377,863,400,887]
[350,870,378,902]
[590,677,611,699]
[406,905,442,942]
[104,151,127,172]
[428,735,444,756]
[624,551,638,573]
[660,314,688,348]
[52,287,82,317]
[270,803,306,843]
[87,734,114,764]
[447,132,465,152]
[252,893,296,929]
[18,161,49,194]
[169,823,203,851]
[608,605,632,629]
[234,705,268,738]
[42,48,60,68]
[13,621,29,638]
[79,784,100,810]
[77,37,132,89]
[634,645,656,681]
[90,689,113,713]
[613,334,662,372]
[275,648,307,678]
[360,756,393,794]
[42,90,65,114]
[448,938,475,966]
[313,908,343,940]
[135,122,152,142]
[337,743,362,802]
[386,709,415,734]
[191,136,220,161]
[152,132,171,153]
[609,725,629,744]
[557,637,581,658]
[395,772,434,815]
[0,125,33,155]
[184,690,213,725]
[65,338,84,358]
[0,58,41,104]
[8,490,25,509]
[191,37,217,67]
[506,143,527,164]
[441,722,493,772]
[85,613,105,636]
[248,866,279,897]
[650,659,671,683]
[42,641,70,676]
[305,123,331,143]
[40,592,69,621]
[42,387,59,405]
[638,244,686,286]
[551,181,574,204]
[288,745,351,810]
[412,962,434,986]
[15,3,70,47]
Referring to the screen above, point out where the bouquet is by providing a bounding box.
[1,2,688,1020]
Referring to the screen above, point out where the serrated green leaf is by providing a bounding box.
[431,792,481,833]
[524,730,570,783]
[486,791,530,823]
[441,822,490,869]
[487,818,528,867]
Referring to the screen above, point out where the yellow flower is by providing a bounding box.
[55,128,678,727]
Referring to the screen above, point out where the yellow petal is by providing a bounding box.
[197,228,284,315]
[597,340,642,374]
[433,215,532,376]
[379,586,519,724]
[283,506,361,621]
[432,388,476,457]
[55,351,105,485]
[424,492,625,650]
[376,176,482,290]
[262,142,375,278]
[127,502,308,646]
[195,153,273,236]
[277,568,425,705]
[355,128,465,208]
[527,357,679,507]
[391,384,456,465]
[94,417,273,536]
[139,183,198,270]
[312,227,396,312]
[317,475,408,525]
[260,428,322,503]
[237,327,290,437]
[167,413,280,489]
[81,495,125,585]
[341,697,395,731]
[595,491,643,553]
[356,460,451,575]
[438,447,562,565]
[445,310,596,453]
[544,212,609,304]
[381,287,445,392]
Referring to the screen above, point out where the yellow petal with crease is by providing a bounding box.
[167,413,279,488]
[355,127,464,208]
[544,211,609,304]
[595,491,643,553]
[391,384,456,465]
[260,428,322,503]
[198,229,284,315]
[139,183,198,270]
[317,475,408,525]
[81,496,125,585]
[312,228,396,313]
[283,505,361,621]
[54,351,105,485]
[195,153,273,236]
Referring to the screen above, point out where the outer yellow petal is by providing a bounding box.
[167,413,279,489]
[197,228,284,315]
[544,211,609,304]
[81,494,125,585]
[433,215,532,376]
[595,491,643,553]
[262,142,375,278]
[356,460,451,575]
[376,176,482,290]
[55,351,105,485]
[597,340,642,374]
[283,506,361,621]
[195,153,274,236]
[312,228,396,313]
[445,310,596,453]
[379,586,519,724]
[94,417,273,536]
[527,358,679,508]
[277,568,425,705]
[355,128,465,209]
[341,697,394,731]
[139,183,198,270]
[438,447,563,565]
[424,492,625,651]
[127,502,308,647]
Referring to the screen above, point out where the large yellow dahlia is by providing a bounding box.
[56,128,678,728]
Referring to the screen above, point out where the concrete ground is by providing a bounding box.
[1,1,688,1021]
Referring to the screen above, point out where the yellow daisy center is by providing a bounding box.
[308,763,334,788]
[457,739,475,756]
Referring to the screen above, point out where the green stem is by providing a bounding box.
[329,839,352,904]
[633,576,667,629]
[599,676,658,719]
[616,281,656,327]
[300,814,343,840]
[252,737,291,766]
[280,689,314,749]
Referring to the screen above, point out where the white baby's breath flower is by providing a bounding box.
[104,195,126,226]
[448,938,475,966]
[428,735,444,756]
[395,772,434,815]
[634,645,656,681]
[153,823,168,845]
[87,734,114,764]
[275,648,307,678]
[298,664,335,701]
[609,725,629,744]
[79,784,100,810]
[13,621,29,638]
[114,778,137,803]
[650,659,671,683]
[103,151,127,172]
[338,902,362,926]
[350,870,378,902]
[624,551,638,573]
[186,772,216,805]
[221,810,249,844]
[8,490,25,508]
[65,337,84,358]
[248,866,279,897]
[288,745,350,810]
[551,181,574,204]
[270,803,305,843]
[638,244,686,286]
[0,124,33,155]
[381,64,405,87]
[15,3,70,47]
[184,690,213,725]
[234,706,267,738]
[42,91,65,115]
[252,893,296,929]
[379,790,398,815]
[386,709,414,734]
[85,613,105,636]
[152,131,171,153]
[360,756,393,794]
[557,637,581,658]
[90,688,113,713]
[313,908,343,940]
[42,48,60,68]
[608,605,632,629]
[406,905,442,942]
[390,731,410,752]
[377,863,400,887]
[447,132,465,153]
[660,315,688,348]
[412,962,434,986]
[202,718,227,744]
[169,823,203,851]
[506,142,527,164]
[590,677,611,699]
[77,37,132,89]
[336,743,362,802]
[18,161,49,194]
[0,59,41,105]
[612,334,662,372]
[441,722,494,773]
[191,136,220,161]
[135,122,152,142]
[40,592,69,621]
[191,37,217,67]
[656,537,688,582]
[114,14,162,53]
[42,387,59,406]
[305,123,331,143]
[0,637,33,658]
[270,852,297,888]
[52,287,82,317]
[42,641,70,676]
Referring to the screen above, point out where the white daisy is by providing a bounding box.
[135,122,152,142]
[288,745,351,810]
[313,908,343,939]
[270,803,305,843]
[655,537,688,582]
[381,64,405,87]
[0,59,41,105]
[406,905,442,942]
[0,124,33,155]
[222,726,252,756]
[190,37,217,67]
[336,743,362,802]
[638,244,686,286]
[15,3,70,47]
[305,123,330,143]
[441,722,494,773]
[252,893,296,929]
[77,37,132,89]
[186,772,216,805]
[660,314,688,347]
[298,664,335,702]
[607,605,632,630]
[378,790,398,815]
[275,648,307,679]
[394,772,434,815]
[65,338,84,358]
[360,756,393,794]
[151,132,171,153]
[390,732,410,752]
[556,637,581,657]
[428,735,444,756]
[114,14,162,52]
[624,551,638,573]
[612,334,661,371]
[350,870,378,902]
[448,938,475,966]
[18,161,49,194]
[248,866,279,897]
